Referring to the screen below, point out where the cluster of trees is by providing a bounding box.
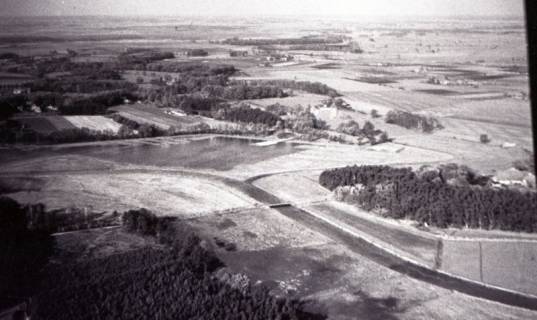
[231,79,340,97]
[111,113,165,137]
[23,203,119,233]
[265,103,289,116]
[122,208,160,236]
[285,106,328,132]
[325,98,352,110]
[385,110,443,133]
[145,62,236,76]
[213,104,282,127]
[1,88,133,117]
[34,209,324,320]
[165,94,224,115]
[336,120,389,144]
[319,165,537,232]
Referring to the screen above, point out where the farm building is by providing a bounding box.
[229,50,248,57]
[492,168,536,188]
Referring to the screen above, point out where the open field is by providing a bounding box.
[13,116,76,134]
[195,208,537,320]
[11,115,123,135]
[436,117,533,148]
[393,134,531,173]
[109,104,200,130]
[226,141,453,179]
[245,93,327,110]
[3,171,257,218]
[52,227,162,263]
[190,208,332,251]
[252,172,331,204]
[441,239,537,297]
[64,116,122,133]
[434,99,532,128]
[44,206,537,320]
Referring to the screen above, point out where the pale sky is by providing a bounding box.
[0,0,526,17]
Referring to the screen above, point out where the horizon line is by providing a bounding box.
[0,13,525,18]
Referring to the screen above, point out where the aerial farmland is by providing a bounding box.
[0,4,535,320]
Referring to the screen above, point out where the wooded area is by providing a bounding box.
[34,209,325,320]
[319,165,537,232]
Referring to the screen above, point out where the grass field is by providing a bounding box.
[65,116,122,133]
[191,208,332,251]
[110,104,199,130]
[13,115,123,135]
[436,117,533,148]
[225,141,453,179]
[434,99,532,128]
[252,172,331,204]
[4,172,256,218]
[53,227,161,263]
[441,239,537,297]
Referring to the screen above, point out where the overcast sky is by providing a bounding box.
[0,0,526,17]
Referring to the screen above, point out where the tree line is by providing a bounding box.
[221,36,346,46]
[213,104,282,127]
[230,79,340,97]
[319,165,537,232]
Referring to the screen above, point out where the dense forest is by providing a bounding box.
[33,209,326,320]
[59,90,139,115]
[0,200,325,319]
[319,165,537,232]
